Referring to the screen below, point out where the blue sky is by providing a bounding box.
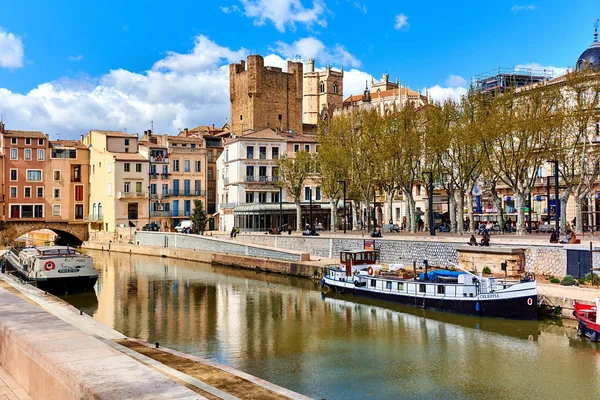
[0,0,598,138]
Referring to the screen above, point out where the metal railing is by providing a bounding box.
[219,202,237,209]
[150,211,171,217]
[84,215,103,222]
[244,176,277,183]
[118,192,149,199]
[163,190,207,197]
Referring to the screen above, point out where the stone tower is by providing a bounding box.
[303,59,344,124]
[229,55,304,134]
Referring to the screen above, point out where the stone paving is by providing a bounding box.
[0,365,31,400]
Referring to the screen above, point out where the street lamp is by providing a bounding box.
[547,160,559,235]
[423,172,435,236]
[337,180,347,234]
[279,187,283,232]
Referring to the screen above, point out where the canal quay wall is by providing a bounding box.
[210,233,596,279]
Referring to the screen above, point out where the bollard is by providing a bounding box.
[80,310,83,315]
[155,342,160,349]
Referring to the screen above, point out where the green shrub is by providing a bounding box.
[550,278,560,284]
[561,275,576,286]
[578,278,586,285]
[482,267,492,275]
[585,272,599,283]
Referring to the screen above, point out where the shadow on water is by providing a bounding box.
[58,290,99,316]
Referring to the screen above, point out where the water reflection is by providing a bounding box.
[62,250,600,400]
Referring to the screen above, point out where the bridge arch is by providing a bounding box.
[2,222,87,246]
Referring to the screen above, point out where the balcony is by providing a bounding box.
[150,193,159,199]
[85,215,103,222]
[164,190,207,197]
[170,147,204,154]
[161,173,170,178]
[117,191,149,199]
[150,211,171,217]
[259,152,267,160]
[219,203,237,209]
[244,176,277,184]
[223,177,229,184]
[150,155,169,163]
[71,177,82,183]
[150,173,160,180]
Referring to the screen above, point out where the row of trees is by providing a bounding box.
[276,68,600,234]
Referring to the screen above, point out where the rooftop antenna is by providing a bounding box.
[595,19,599,42]
[151,120,154,132]
[56,132,60,141]
[123,128,127,133]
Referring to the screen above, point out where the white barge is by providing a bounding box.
[321,250,537,320]
[2,246,98,293]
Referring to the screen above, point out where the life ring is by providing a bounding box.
[44,261,55,271]
[367,266,374,275]
[527,298,533,306]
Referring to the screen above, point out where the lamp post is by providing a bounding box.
[546,176,551,225]
[279,187,283,232]
[423,172,435,236]
[547,160,560,235]
[337,180,347,234]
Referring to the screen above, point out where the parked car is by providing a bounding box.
[142,222,160,231]
[175,220,192,232]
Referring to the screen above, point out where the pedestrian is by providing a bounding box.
[230,226,236,239]
[549,231,558,244]
[468,235,477,246]
[235,227,240,237]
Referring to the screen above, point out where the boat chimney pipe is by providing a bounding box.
[424,260,428,279]
[413,261,416,280]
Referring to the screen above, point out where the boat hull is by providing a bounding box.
[323,280,537,320]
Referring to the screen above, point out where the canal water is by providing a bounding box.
[62,250,600,400]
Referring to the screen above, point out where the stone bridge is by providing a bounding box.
[1,222,87,246]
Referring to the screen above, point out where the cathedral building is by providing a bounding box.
[302,59,344,124]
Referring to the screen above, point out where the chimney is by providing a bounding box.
[211,124,215,130]
[148,129,152,136]
[80,134,84,142]
[184,128,189,136]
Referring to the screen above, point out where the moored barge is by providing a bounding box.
[321,250,537,320]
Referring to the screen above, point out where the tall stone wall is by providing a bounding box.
[230,55,303,134]
[213,233,574,277]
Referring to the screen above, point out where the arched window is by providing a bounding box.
[98,203,103,220]
[320,81,325,93]
[333,83,338,94]
[92,203,97,219]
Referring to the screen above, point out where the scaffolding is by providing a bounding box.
[474,67,554,94]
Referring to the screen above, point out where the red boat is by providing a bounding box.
[573,299,600,341]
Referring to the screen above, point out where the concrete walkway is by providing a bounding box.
[0,365,31,400]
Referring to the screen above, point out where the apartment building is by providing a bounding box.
[84,130,149,232]
[47,140,90,224]
[0,128,48,221]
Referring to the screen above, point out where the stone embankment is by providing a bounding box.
[0,272,310,400]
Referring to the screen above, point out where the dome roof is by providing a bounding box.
[577,22,600,71]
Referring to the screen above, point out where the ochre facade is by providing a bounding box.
[230,55,303,134]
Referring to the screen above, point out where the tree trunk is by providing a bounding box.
[365,198,372,232]
[353,201,361,231]
[457,191,465,235]
[295,201,302,232]
[423,185,430,232]
[404,197,411,232]
[329,196,337,231]
[515,192,525,235]
[575,196,583,235]
[559,188,571,234]
[467,188,474,233]
[449,190,457,233]
[490,185,505,231]
[387,188,395,224]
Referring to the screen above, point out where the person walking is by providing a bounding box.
[230,226,236,239]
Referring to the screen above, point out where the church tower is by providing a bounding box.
[303,59,344,125]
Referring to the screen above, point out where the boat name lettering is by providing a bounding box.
[479,294,500,299]
[58,268,80,273]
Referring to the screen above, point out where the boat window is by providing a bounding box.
[437,285,445,295]
[397,282,404,291]
[419,284,426,293]
[386,281,392,290]
[356,253,362,262]
[370,279,376,287]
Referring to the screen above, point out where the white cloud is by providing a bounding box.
[511,4,535,12]
[427,85,468,103]
[0,36,245,138]
[230,0,328,32]
[68,55,83,61]
[0,27,24,68]
[394,13,409,31]
[343,69,375,98]
[274,37,360,68]
[515,63,567,77]
[220,5,240,13]
[445,75,467,87]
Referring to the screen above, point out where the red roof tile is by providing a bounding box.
[4,130,46,138]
